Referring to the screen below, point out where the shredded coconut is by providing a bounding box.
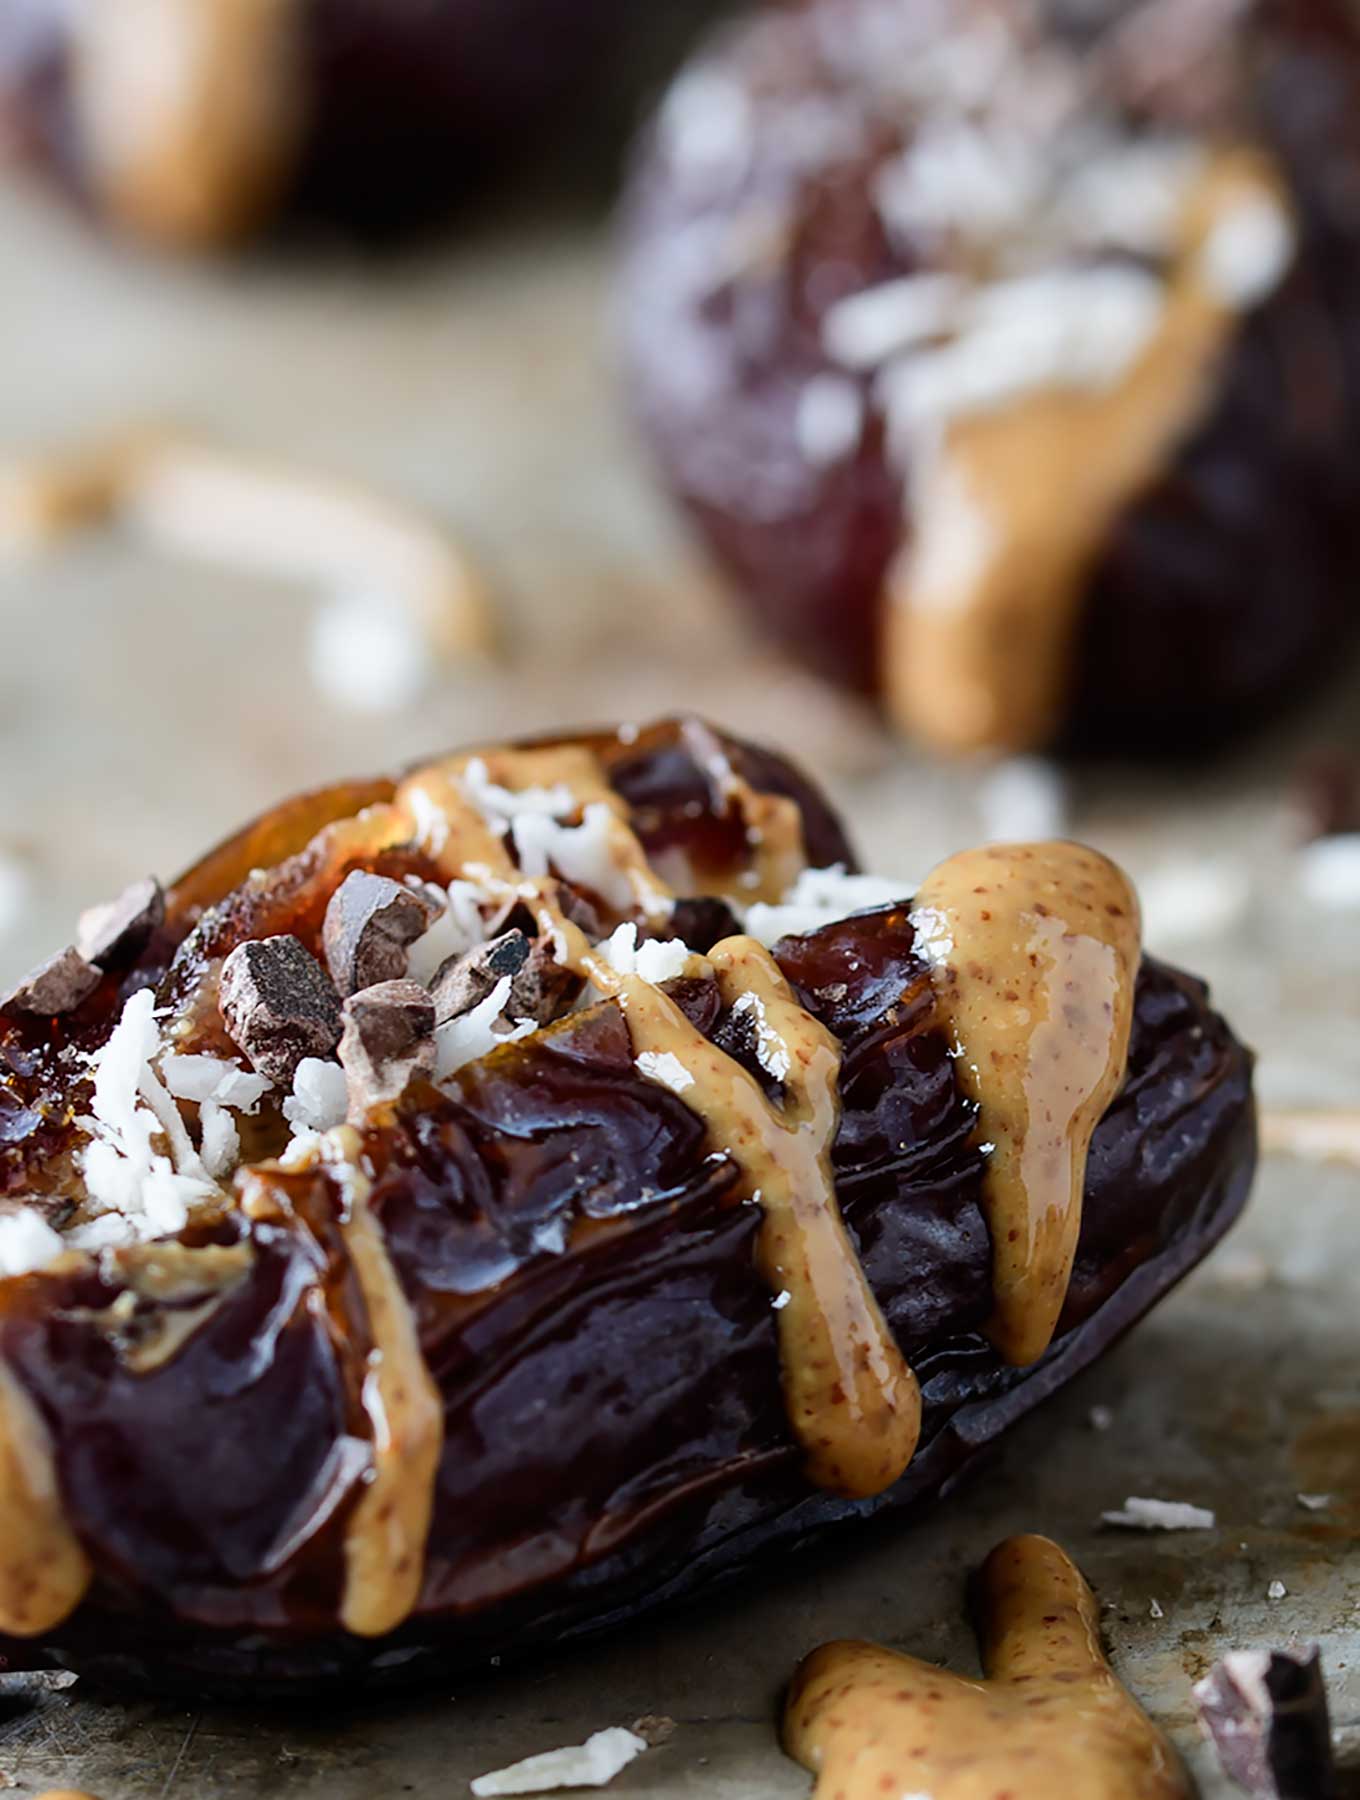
[0,1207,64,1277]
[977,757,1069,843]
[597,923,692,985]
[309,589,434,714]
[406,880,492,985]
[511,806,637,914]
[1200,192,1294,308]
[742,865,911,946]
[1138,859,1251,946]
[1102,1497,1216,1531]
[282,1057,349,1135]
[823,272,965,370]
[470,1726,648,1797]
[636,1050,695,1094]
[731,990,791,1081]
[160,1052,270,1112]
[1297,1493,1331,1512]
[434,977,535,1080]
[1297,834,1360,911]
[462,757,575,830]
[1149,1598,1165,1620]
[661,67,754,188]
[796,374,865,466]
[1266,1579,1288,1601]
[79,989,215,1241]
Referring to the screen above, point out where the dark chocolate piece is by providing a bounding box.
[219,935,342,1085]
[431,929,578,1028]
[338,979,436,1114]
[3,946,99,1015]
[323,871,441,997]
[77,876,165,969]
[1193,1647,1338,1800]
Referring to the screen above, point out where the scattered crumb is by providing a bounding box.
[1260,1107,1360,1171]
[1297,1494,1332,1512]
[630,1716,677,1748]
[976,757,1069,843]
[1149,1598,1165,1620]
[1137,859,1251,947]
[1296,833,1360,910]
[1101,1497,1216,1532]
[1267,1580,1288,1601]
[1088,1404,1115,1432]
[1205,1247,1271,1290]
[470,1728,648,1796]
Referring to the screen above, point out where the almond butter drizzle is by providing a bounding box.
[885,149,1292,754]
[0,1362,91,1636]
[69,0,304,247]
[911,843,1141,1367]
[681,720,809,902]
[616,938,920,1498]
[326,1142,444,1639]
[785,1534,1190,1800]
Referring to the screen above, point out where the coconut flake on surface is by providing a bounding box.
[977,757,1069,843]
[636,1050,695,1095]
[511,806,639,914]
[160,1053,270,1112]
[597,923,692,986]
[1138,859,1251,947]
[823,272,965,370]
[80,989,215,1240]
[742,865,912,946]
[796,374,865,467]
[308,589,433,714]
[0,1207,64,1277]
[1266,1579,1288,1600]
[1057,137,1206,256]
[470,1726,648,1797]
[661,67,754,188]
[1102,1496,1216,1531]
[731,990,792,1081]
[462,757,575,830]
[406,880,491,986]
[1297,834,1360,911]
[1297,1493,1332,1512]
[435,977,535,1081]
[282,1057,349,1135]
[1200,192,1295,309]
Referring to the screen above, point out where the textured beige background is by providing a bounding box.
[0,166,1357,1797]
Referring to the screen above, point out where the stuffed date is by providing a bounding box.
[0,718,1255,1695]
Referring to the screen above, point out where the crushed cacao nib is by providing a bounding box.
[1193,1646,1338,1800]
[219,935,343,1085]
[667,895,742,953]
[339,979,436,1114]
[3,946,100,1016]
[431,930,580,1028]
[322,871,442,996]
[76,877,165,970]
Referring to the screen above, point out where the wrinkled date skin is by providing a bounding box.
[0,721,1256,1695]
[0,0,727,239]
[617,0,1360,753]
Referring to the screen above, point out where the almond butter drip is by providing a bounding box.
[0,1363,92,1636]
[885,149,1292,754]
[616,938,920,1498]
[785,1534,1190,1800]
[911,843,1140,1367]
[69,0,304,247]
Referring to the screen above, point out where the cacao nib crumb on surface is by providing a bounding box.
[1193,1646,1338,1800]
[219,936,343,1086]
[431,930,578,1029]
[4,944,101,1015]
[77,876,165,969]
[322,870,442,996]
[339,979,436,1115]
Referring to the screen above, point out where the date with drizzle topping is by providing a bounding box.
[0,718,1255,1695]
